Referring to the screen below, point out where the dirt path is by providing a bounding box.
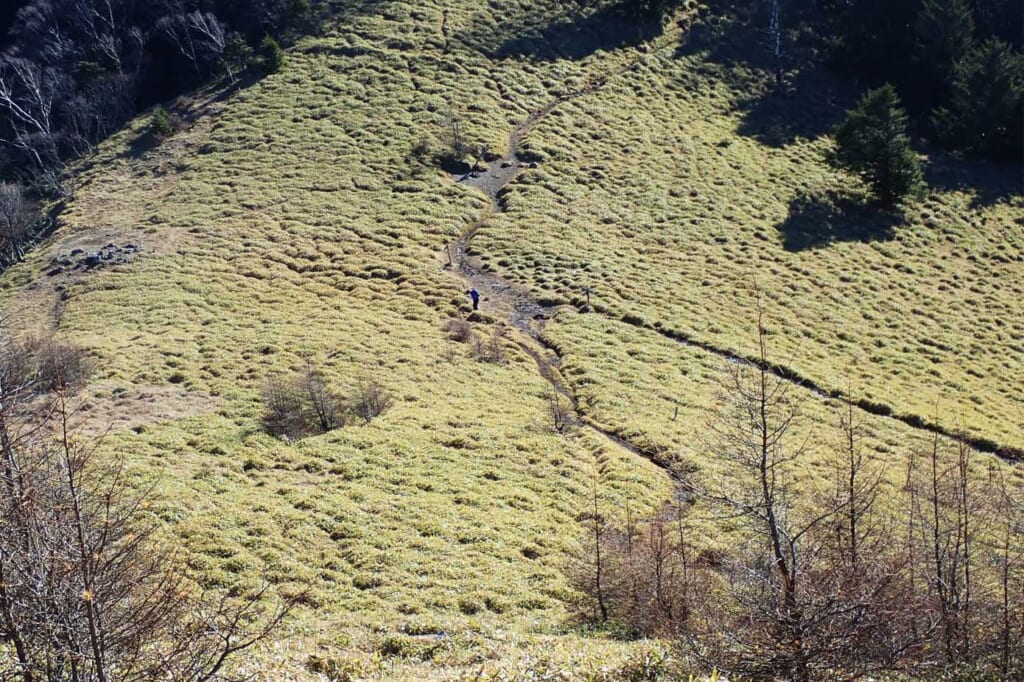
[439,19,1021,468]
[440,27,694,488]
[444,21,686,337]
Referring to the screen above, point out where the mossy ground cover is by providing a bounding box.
[0,0,1020,678]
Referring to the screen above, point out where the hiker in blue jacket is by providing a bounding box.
[468,288,480,310]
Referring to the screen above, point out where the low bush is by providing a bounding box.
[261,364,390,438]
[444,318,475,343]
[151,106,174,138]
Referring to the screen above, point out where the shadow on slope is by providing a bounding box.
[677,3,853,147]
[778,191,903,251]
[923,153,1024,210]
[733,68,853,147]
[481,2,665,61]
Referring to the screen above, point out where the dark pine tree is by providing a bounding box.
[913,0,975,113]
[934,38,1024,162]
[831,84,925,206]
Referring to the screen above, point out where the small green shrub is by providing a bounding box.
[457,596,483,615]
[306,654,365,682]
[352,572,383,590]
[260,35,285,74]
[377,634,441,660]
[151,106,174,138]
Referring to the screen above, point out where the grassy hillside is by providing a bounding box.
[1,0,1020,678]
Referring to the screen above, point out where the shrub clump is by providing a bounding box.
[261,363,392,439]
[260,35,285,74]
[150,106,174,138]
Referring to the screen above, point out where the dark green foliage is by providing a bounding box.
[260,35,285,74]
[616,0,684,22]
[283,0,313,32]
[151,106,174,138]
[831,85,924,206]
[73,61,106,89]
[223,32,254,82]
[749,0,1023,162]
[934,39,1024,161]
[971,0,1023,48]
[828,0,922,84]
[913,0,975,111]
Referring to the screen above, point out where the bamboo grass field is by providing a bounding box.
[0,0,1020,678]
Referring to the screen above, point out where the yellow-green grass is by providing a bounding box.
[0,1,684,677]
[475,24,1024,453]
[0,0,1019,677]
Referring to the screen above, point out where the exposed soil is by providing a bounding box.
[441,26,695,486]
[439,22,1021,466]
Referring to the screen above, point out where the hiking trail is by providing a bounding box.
[438,21,1021,470]
[440,25,693,489]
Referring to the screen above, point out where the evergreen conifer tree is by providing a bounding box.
[935,39,1024,162]
[914,0,975,112]
[831,85,924,206]
[260,35,285,74]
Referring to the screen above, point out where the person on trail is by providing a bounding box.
[468,288,480,310]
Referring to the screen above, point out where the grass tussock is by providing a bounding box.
[0,0,1019,678]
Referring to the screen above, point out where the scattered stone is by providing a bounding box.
[48,243,141,274]
[528,161,538,169]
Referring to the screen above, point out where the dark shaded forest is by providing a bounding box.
[0,0,314,196]
[704,0,1023,163]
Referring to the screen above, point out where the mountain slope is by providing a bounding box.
[1,1,1020,678]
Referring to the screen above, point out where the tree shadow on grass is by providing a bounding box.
[676,3,854,148]
[122,70,263,161]
[779,191,904,252]
[734,68,854,148]
[923,152,1023,210]
[482,2,665,61]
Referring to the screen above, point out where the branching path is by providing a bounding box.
[440,24,695,490]
[439,22,1022,469]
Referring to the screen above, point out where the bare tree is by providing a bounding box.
[702,298,817,681]
[0,330,296,681]
[547,385,574,433]
[904,430,988,669]
[577,466,610,623]
[67,0,129,73]
[298,362,346,432]
[991,471,1024,679]
[261,373,305,439]
[64,73,135,156]
[0,182,37,264]
[827,393,883,572]
[350,376,393,424]
[697,295,928,679]
[156,10,226,78]
[0,58,70,192]
[186,11,227,70]
[0,59,61,140]
[569,492,695,637]
[766,0,784,87]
